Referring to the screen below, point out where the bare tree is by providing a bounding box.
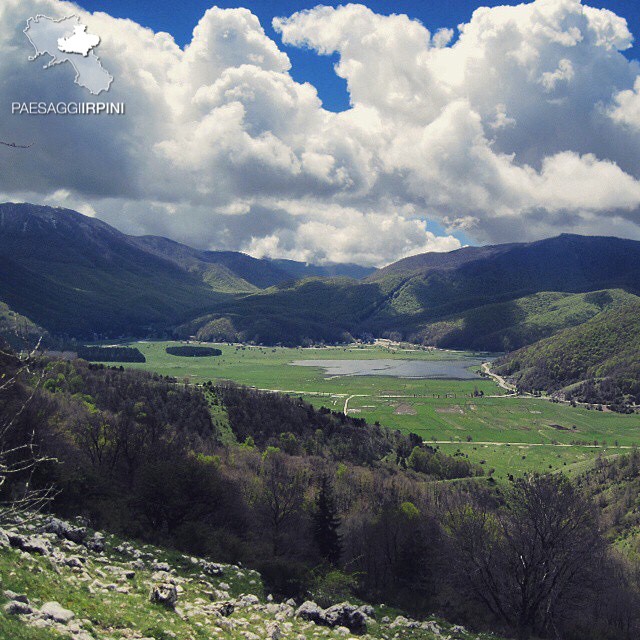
[257,448,309,556]
[0,339,56,523]
[447,474,603,640]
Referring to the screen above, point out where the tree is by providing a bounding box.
[313,474,342,565]
[0,341,55,523]
[447,474,603,640]
[258,448,308,556]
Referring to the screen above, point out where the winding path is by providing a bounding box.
[481,361,517,395]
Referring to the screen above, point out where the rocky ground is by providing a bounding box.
[0,512,503,640]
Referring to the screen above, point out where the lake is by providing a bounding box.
[290,357,488,379]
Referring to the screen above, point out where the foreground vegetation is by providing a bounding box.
[3,345,640,639]
[0,511,503,640]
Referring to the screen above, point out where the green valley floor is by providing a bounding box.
[87,341,640,478]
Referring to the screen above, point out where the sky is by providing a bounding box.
[2,0,640,266]
[77,0,640,112]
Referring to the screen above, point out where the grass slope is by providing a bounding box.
[0,513,501,640]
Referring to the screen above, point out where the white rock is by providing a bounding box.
[4,600,33,616]
[40,601,75,623]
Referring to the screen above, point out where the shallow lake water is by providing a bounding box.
[290,357,489,379]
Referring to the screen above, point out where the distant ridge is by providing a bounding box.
[367,243,517,281]
[130,235,376,288]
[180,233,640,347]
[0,203,374,337]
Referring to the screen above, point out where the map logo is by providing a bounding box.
[24,15,113,95]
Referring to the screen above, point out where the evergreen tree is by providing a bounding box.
[313,475,342,565]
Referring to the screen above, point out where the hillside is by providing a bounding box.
[495,300,640,408]
[0,203,226,337]
[409,289,640,351]
[364,234,640,334]
[0,512,495,640]
[177,276,386,345]
[0,300,47,349]
[184,235,640,347]
[576,450,640,558]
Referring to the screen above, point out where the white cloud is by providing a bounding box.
[609,76,640,131]
[1,0,640,265]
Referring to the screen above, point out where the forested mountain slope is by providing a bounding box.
[0,203,224,336]
[186,235,640,346]
[495,300,640,407]
[3,203,640,352]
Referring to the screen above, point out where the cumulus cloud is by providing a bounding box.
[275,0,640,242]
[1,0,640,265]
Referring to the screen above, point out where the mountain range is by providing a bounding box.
[180,233,640,348]
[1,203,640,368]
[0,203,373,337]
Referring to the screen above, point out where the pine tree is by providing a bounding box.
[313,475,342,565]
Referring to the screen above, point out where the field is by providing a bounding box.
[91,341,640,478]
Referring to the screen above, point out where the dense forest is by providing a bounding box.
[495,301,640,410]
[166,345,222,357]
[77,345,147,362]
[2,345,640,640]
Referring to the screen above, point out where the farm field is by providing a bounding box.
[91,340,640,478]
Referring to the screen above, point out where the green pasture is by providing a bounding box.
[90,340,640,477]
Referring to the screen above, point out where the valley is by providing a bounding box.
[3,204,640,639]
[6,0,640,634]
[88,340,640,478]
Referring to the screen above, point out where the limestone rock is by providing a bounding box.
[86,532,105,553]
[150,582,178,609]
[40,601,75,623]
[4,600,33,616]
[295,600,324,624]
[265,621,282,639]
[202,561,224,576]
[43,517,87,544]
[3,589,29,604]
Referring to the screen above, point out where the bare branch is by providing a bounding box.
[0,337,56,519]
[0,140,33,149]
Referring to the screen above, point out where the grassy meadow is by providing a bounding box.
[89,341,640,478]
